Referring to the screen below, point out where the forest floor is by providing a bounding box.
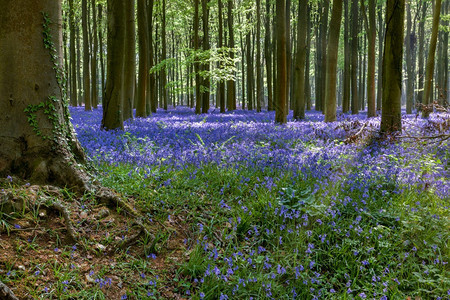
[0,107,449,299]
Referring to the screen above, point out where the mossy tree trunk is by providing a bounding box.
[380,0,405,133]
[0,0,91,191]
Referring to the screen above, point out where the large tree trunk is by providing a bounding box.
[380,0,405,133]
[123,0,136,120]
[0,0,90,191]
[82,0,91,111]
[422,0,442,118]
[324,0,343,122]
[102,0,126,130]
[293,0,308,120]
[275,0,287,123]
[136,0,148,118]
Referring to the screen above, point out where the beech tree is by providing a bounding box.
[275,0,287,124]
[380,0,405,133]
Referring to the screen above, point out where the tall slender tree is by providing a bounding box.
[265,0,273,112]
[422,0,442,118]
[136,0,148,118]
[275,0,287,123]
[293,0,308,120]
[227,0,236,111]
[256,0,263,112]
[69,0,77,107]
[324,0,343,122]
[380,0,405,133]
[123,0,136,120]
[82,0,91,110]
[350,0,359,114]
[91,0,98,109]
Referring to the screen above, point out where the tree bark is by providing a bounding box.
[123,0,135,120]
[102,0,126,130]
[293,0,308,120]
[148,0,156,114]
[256,0,262,112]
[377,2,384,111]
[246,11,253,111]
[380,0,405,133]
[91,0,98,109]
[405,2,414,114]
[350,0,359,114]
[343,0,350,113]
[136,0,148,118]
[82,0,91,111]
[265,0,273,112]
[361,0,376,117]
[69,0,77,107]
[226,0,236,111]
[161,0,169,111]
[218,0,225,113]
[275,0,287,123]
[0,0,90,190]
[98,4,105,100]
[422,0,442,118]
[194,0,201,114]
[324,0,343,122]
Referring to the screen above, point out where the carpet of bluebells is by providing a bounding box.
[71,106,449,299]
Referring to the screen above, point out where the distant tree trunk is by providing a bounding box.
[227,0,236,111]
[246,12,254,111]
[201,0,211,113]
[405,2,414,114]
[342,0,350,113]
[69,0,77,107]
[91,0,98,109]
[376,2,383,111]
[361,0,376,117]
[324,0,343,122]
[350,0,359,114]
[136,0,148,118]
[218,0,225,113]
[0,0,89,190]
[148,0,156,114]
[102,0,126,130]
[285,0,292,112]
[98,4,105,100]
[316,0,329,112]
[194,0,201,114]
[265,0,273,111]
[82,0,91,110]
[422,0,442,118]
[305,4,312,110]
[76,27,82,104]
[293,0,308,120]
[122,0,135,120]
[161,0,168,111]
[275,0,287,123]
[256,0,262,112]
[442,1,449,105]
[380,0,405,133]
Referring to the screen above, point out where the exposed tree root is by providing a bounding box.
[0,280,19,300]
[45,201,78,243]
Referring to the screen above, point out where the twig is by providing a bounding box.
[0,280,19,300]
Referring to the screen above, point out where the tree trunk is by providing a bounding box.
[246,11,253,111]
[218,0,225,113]
[201,0,211,113]
[226,0,236,111]
[405,2,414,114]
[76,27,82,105]
[148,0,156,114]
[293,0,308,120]
[324,0,343,122]
[265,0,273,111]
[98,4,105,101]
[102,0,126,130]
[91,0,98,109]
[0,0,90,190]
[350,0,359,114]
[69,0,77,107]
[82,0,91,111]
[361,0,376,117]
[136,0,148,118]
[343,0,350,113]
[275,0,287,123]
[256,0,262,112]
[422,0,442,118]
[123,0,135,120]
[305,3,312,111]
[380,0,405,133]
[317,0,329,112]
[194,0,201,114]
[161,0,168,111]
[377,2,383,111]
